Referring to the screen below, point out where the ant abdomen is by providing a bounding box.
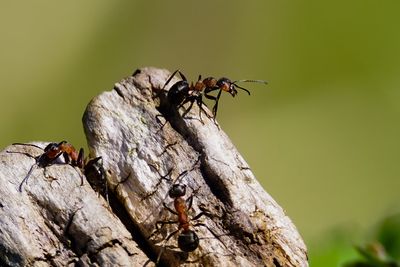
[178,229,199,252]
[167,80,190,106]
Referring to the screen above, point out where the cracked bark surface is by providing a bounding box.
[83,67,308,266]
[0,143,149,266]
[0,67,308,267]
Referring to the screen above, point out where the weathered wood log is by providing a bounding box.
[0,67,308,267]
[83,67,308,266]
[0,143,149,266]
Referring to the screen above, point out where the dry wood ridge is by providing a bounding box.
[0,67,308,267]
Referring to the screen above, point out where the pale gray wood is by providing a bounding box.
[82,67,308,267]
[0,143,150,267]
[0,67,308,267]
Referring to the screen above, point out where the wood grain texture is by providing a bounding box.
[0,143,149,266]
[0,67,308,267]
[82,67,308,266]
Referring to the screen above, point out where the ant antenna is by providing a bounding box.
[232,80,268,95]
[12,143,43,150]
[18,164,38,192]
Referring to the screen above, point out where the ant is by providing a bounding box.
[84,156,109,203]
[150,183,221,264]
[9,141,84,191]
[8,141,107,196]
[161,71,210,123]
[161,70,267,121]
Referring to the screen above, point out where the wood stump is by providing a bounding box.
[0,67,308,267]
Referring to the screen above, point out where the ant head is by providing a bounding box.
[216,78,237,97]
[88,156,103,166]
[168,183,186,198]
[43,142,61,152]
[84,157,106,195]
[178,229,199,252]
[84,157,104,178]
[217,78,267,97]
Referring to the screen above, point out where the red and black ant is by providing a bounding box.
[162,70,267,121]
[84,156,109,203]
[161,71,210,123]
[8,141,107,196]
[150,182,222,264]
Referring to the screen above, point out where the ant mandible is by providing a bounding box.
[162,70,267,121]
[9,141,106,195]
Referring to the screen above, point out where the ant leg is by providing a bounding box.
[180,98,196,119]
[157,166,173,180]
[155,114,169,133]
[204,85,220,98]
[155,227,181,265]
[195,96,204,124]
[180,96,208,124]
[193,221,228,249]
[172,155,200,185]
[150,165,173,184]
[184,185,201,211]
[191,210,210,221]
[203,88,222,126]
[77,148,84,169]
[163,69,187,90]
[177,93,195,112]
[186,195,194,211]
[54,164,83,186]
[142,166,173,199]
[71,166,84,186]
[163,70,179,90]
[149,219,179,240]
[154,70,186,100]
[163,202,178,215]
[155,114,164,124]
[97,166,108,200]
[212,90,223,119]
[18,163,37,192]
[173,169,189,184]
[177,70,187,81]
[203,90,218,101]
[115,172,131,191]
[165,228,180,242]
[159,141,178,156]
[196,95,213,123]
[104,181,109,204]
[203,91,218,117]
[232,83,251,95]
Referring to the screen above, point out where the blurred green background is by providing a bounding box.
[1,1,399,265]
